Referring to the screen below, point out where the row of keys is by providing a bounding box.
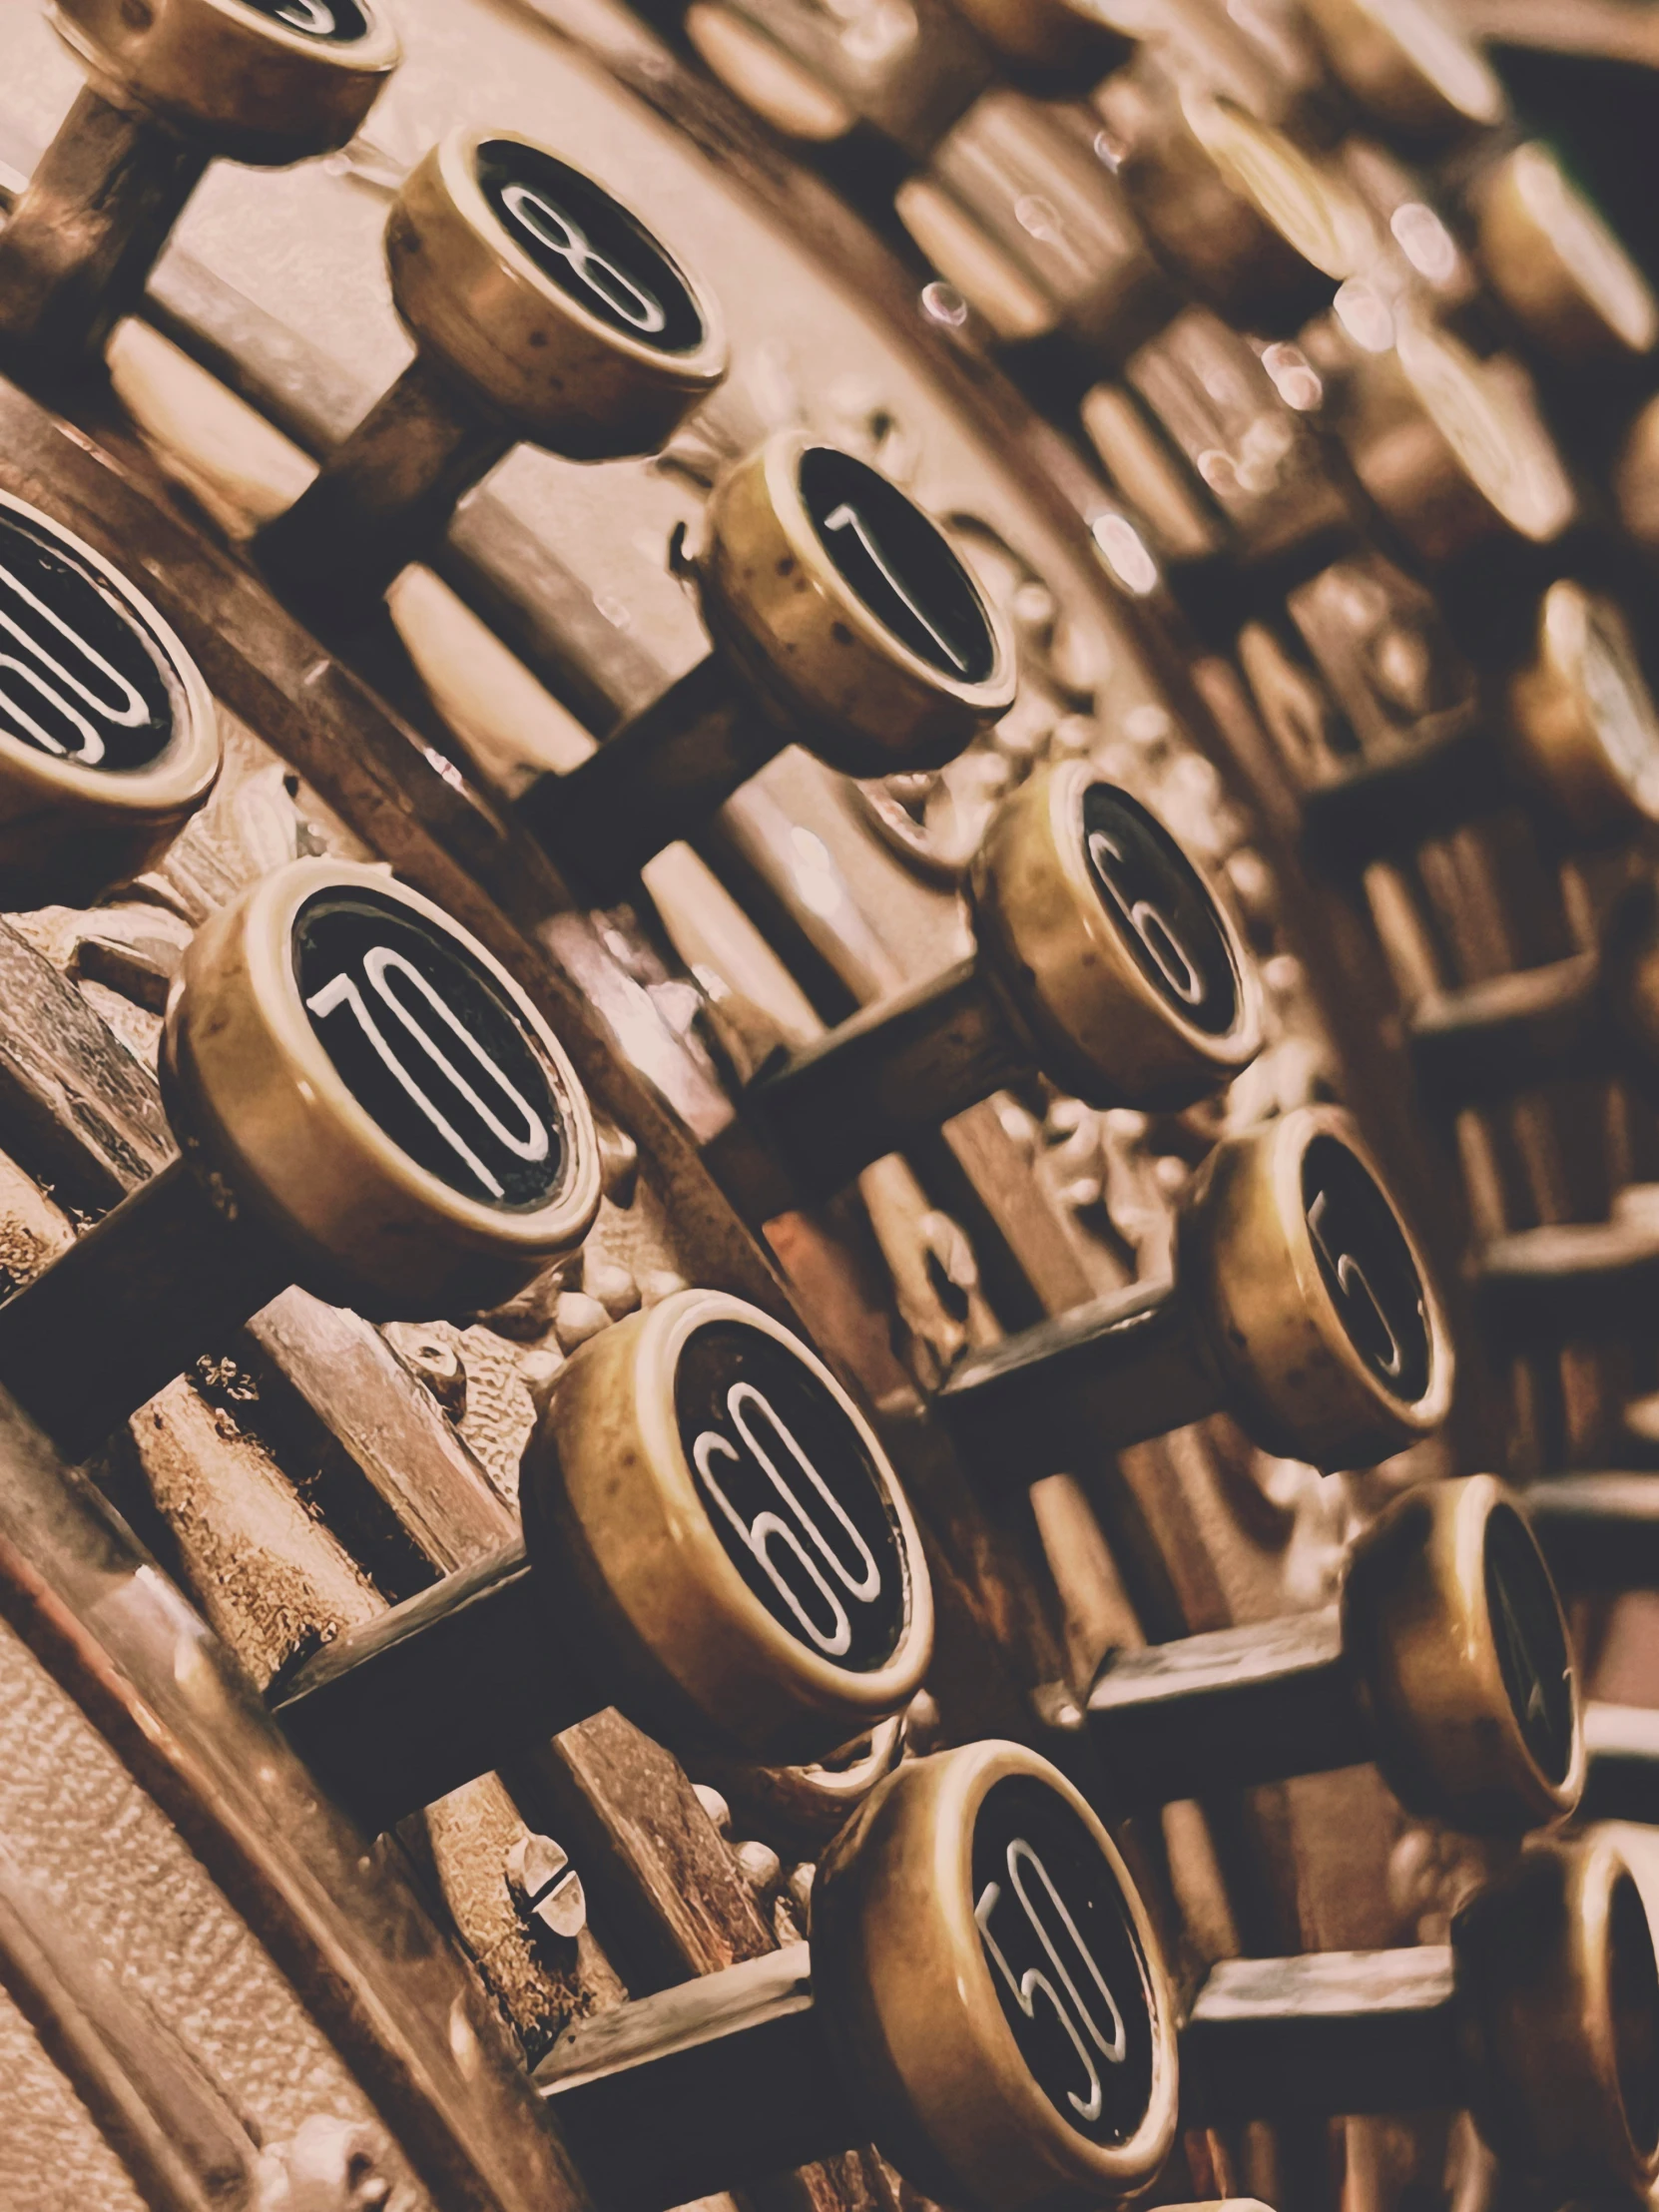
[9,429,1655,971]
[0,754,1620,2201]
[0,730,1575,1873]
[263,1290,1546,1839]
[0,829,1613,2211]
[686,0,1656,715]
[10,9,1659,938]
[2,20,1655,2212]
[0,700,1450,1483]
[0,803,1577,1871]
[13,6,1647,1491]
[536,1741,1658,2212]
[0,16,1033,886]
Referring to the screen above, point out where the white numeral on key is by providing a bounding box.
[501,184,668,335]
[0,559,152,767]
[976,1838,1128,2123]
[1307,1186,1407,1378]
[274,0,340,30]
[1087,829,1206,1009]
[820,501,976,676]
[693,1381,882,1654]
[306,947,551,1198]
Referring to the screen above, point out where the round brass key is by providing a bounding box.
[0,857,598,1459]
[515,427,1017,898]
[1094,60,1379,335]
[539,1740,1180,2212]
[271,1288,933,1829]
[1296,0,1508,140]
[1473,143,1659,366]
[1506,582,1659,836]
[1299,581,1659,868]
[0,488,221,905]
[1309,298,1577,570]
[1088,1475,1582,1835]
[252,123,728,630]
[1182,1830,1659,2204]
[1081,310,1353,604]
[0,0,399,377]
[937,1103,1452,1477]
[741,760,1261,1201]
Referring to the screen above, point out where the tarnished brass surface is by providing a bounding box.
[0,0,1649,2209]
[165,857,603,1311]
[813,1741,1180,2212]
[54,0,401,163]
[524,1285,934,1761]
[1344,1473,1584,1834]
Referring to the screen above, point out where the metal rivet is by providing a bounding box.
[693,1782,732,1834]
[734,1838,782,1896]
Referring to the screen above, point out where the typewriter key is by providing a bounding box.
[1312,300,1577,568]
[744,762,1261,1200]
[0,858,599,1457]
[1298,0,1506,140]
[273,1289,932,1829]
[1300,582,1659,867]
[1182,1832,1659,2204]
[0,0,398,375]
[1094,61,1379,334]
[515,429,1016,899]
[1088,1475,1580,1834]
[1474,143,1658,366]
[540,1741,1179,2212]
[938,1105,1451,1477]
[253,125,727,629]
[0,489,220,904]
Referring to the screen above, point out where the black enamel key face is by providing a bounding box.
[797,446,998,684]
[292,887,569,1210]
[673,1321,911,1670]
[1301,1135,1431,1402]
[241,0,374,40]
[1610,1873,1659,2162]
[475,141,707,353]
[1080,784,1241,1037]
[0,509,181,775]
[1483,1502,1574,1785]
[971,1776,1157,2146]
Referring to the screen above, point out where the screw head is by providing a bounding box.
[506,1830,587,1941]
